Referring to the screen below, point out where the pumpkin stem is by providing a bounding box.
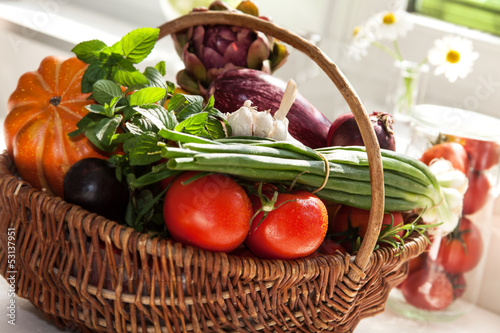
[50,96,62,106]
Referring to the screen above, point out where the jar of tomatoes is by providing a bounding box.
[387,104,500,321]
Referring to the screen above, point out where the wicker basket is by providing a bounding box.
[0,11,428,333]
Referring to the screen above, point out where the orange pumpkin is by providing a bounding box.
[4,56,108,197]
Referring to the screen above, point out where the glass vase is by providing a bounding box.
[388,60,429,122]
[387,105,500,322]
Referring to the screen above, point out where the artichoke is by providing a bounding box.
[172,0,288,97]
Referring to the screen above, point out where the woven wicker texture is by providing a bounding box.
[0,11,428,333]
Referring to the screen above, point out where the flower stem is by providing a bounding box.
[371,41,402,61]
[392,40,404,61]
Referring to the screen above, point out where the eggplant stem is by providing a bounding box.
[274,79,298,121]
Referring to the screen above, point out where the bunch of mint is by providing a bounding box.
[70,27,231,233]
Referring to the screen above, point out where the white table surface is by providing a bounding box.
[1,277,500,332]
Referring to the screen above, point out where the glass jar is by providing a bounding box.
[387,60,429,154]
[387,60,429,121]
[388,104,500,322]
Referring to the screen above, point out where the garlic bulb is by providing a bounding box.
[225,79,301,143]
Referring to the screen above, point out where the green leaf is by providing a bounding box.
[144,67,167,89]
[175,112,209,135]
[94,115,122,147]
[205,116,228,139]
[168,94,204,121]
[72,39,107,63]
[125,188,166,231]
[129,87,166,106]
[68,113,104,137]
[204,95,216,111]
[166,81,176,95]
[86,104,107,115]
[93,80,123,105]
[155,61,166,76]
[123,133,163,166]
[125,122,145,136]
[135,106,178,131]
[81,62,108,93]
[122,106,137,121]
[121,28,159,64]
[113,68,149,88]
[133,116,157,133]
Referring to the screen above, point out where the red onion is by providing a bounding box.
[326,111,396,151]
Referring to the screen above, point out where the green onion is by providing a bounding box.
[161,138,446,213]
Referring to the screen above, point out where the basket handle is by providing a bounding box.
[157,11,385,283]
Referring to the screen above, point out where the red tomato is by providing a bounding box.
[328,206,404,252]
[163,172,252,253]
[306,239,347,259]
[317,239,347,255]
[420,142,470,174]
[245,190,328,260]
[462,171,490,215]
[408,253,429,275]
[438,217,483,274]
[449,273,467,300]
[463,139,500,171]
[401,267,454,311]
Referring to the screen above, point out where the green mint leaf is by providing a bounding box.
[125,122,145,136]
[133,116,157,133]
[203,96,226,118]
[204,95,215,110]
[93,80,123,105]
[113,67,149,88]
[122,106,137,121]
[143,66,170,105]
[166,81,176,95]
[205,116,228,139]
[100,41,123,58]
[129,87,166,106]
[94,115,122,148]
[143,67,167,89]
[175,112,209,136]
[135,105,178,131]
[175,113,228,139]
[68,113,104,137]
[155,61,166,76]
[81,61,108,93]
[72,39,107,63]
[168,94,204,121]
[121,27,159,64]
[123,133,163,166]
[125,188,166,231]
[86,104,107,115]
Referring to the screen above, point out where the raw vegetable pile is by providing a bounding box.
[4,1,463,261]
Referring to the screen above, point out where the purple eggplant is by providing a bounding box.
[207,68,331,148]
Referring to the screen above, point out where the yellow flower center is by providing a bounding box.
[383,13,396,25]
[446,50,461,64]
[353,26,360,37]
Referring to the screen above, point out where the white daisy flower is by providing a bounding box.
[345,25,373,61]
[370,10,414,41]
[427,35,479,82]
